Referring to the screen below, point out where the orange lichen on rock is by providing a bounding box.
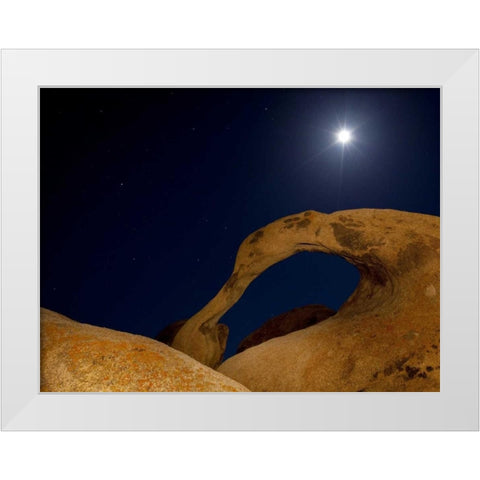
[40,308,249,392]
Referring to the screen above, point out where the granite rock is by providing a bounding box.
[40,308,249,392]
[171,209,440,392]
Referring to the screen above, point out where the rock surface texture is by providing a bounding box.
[156,319,229,364]
[236,305,336,353]
[171,209,440,392]
[40,308,249,392]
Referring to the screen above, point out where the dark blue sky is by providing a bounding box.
[40,88,440,358]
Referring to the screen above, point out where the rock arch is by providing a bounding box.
[171,209,440,391]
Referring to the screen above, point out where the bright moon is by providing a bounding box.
[337,129,351,144]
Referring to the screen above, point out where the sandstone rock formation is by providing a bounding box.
[236,304,336,353]
[40,308,249,392]
[171,209,440,392]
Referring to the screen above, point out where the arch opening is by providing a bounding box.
[220,251,360,359]
[170,209,438,369]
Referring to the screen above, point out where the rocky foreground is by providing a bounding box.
[171,209,440,392]
[41,208,440,392]
[40,308,249,392]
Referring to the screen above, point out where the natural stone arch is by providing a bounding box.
[171,208,439,373]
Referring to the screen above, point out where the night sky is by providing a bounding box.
[40,88,440,359]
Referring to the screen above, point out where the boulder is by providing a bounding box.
[236,305,336,353]
[171,209,440,392]
[40,308,249,392]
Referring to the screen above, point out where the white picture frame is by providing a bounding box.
[1,49,478,430]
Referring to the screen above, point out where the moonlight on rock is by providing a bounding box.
[40,87,440,392]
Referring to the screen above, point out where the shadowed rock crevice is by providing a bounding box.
[171,209,439,392]
[156,319,229,364]
[236,304,336,354]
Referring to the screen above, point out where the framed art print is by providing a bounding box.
[1,49,478,430]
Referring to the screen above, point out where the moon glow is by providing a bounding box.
[337,129,351,144]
